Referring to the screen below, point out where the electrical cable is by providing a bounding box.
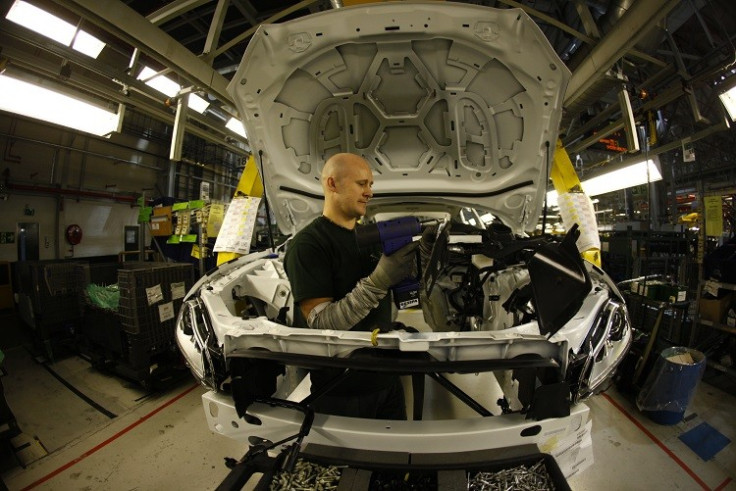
[541,141,551,236]
[233,398,314,471]
[256,150,276,251]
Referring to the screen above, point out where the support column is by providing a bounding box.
[168,95,189,196]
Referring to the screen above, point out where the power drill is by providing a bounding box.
[355,216,422,310]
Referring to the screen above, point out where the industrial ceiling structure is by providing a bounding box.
[1,0,735,224]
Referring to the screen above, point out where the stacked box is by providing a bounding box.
[699,292,732,323]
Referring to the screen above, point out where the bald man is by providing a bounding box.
[284,153,418,419]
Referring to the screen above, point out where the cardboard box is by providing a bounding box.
[153,206,172,218]
[150,215,172,236]
[699,292,733,323]
[150,206,173,236]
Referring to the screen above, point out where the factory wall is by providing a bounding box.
[0,194,142,261]
[0,113,165,261]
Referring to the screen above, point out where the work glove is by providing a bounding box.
[419,224,438,261]
[369,240,419,291]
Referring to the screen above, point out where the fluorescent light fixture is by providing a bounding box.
[72,30,105,59]
[188,93,210,114]
[138,66,180,97]
[226,117,247,138]
[547,158,662,206]
[719,85,736,121]
[6,1,105,59]
[0,74,118,136]
[7,1,75,44]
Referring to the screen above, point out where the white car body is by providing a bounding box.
[176,1,632,473]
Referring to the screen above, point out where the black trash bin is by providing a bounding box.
[636,347,705,425]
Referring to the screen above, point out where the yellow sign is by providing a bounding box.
[704,196,723,237]
[207,203,225,237]
[191,244,201,259]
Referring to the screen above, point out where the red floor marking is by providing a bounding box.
[20,383,199,491]
[714,477,733,491]
[602,392,710,491]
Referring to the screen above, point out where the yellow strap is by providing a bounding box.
[215,155,264,266]
[371,328,380,347]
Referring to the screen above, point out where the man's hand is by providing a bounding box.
[369,241,419,291]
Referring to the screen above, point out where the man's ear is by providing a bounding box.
[326,176,337,192]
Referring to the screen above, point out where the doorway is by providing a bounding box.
[17,222,39,261]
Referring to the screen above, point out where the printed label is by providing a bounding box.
[158,302,175,322]
[171,282,186,300]
[146,284,164,306]
[399,298,420,309]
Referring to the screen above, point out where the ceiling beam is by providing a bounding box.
[147,0,214,26]
[566,82,686,154]
[564,0,681,107]
[210,0,319,58]
[493,0,667,68]
[203,0,229,56]
[50,0,233,106]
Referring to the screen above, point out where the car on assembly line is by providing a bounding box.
[175,1,632,483]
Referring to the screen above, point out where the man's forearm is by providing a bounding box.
[306,277,388,330]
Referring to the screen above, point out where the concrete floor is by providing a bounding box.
[0,308,734,491]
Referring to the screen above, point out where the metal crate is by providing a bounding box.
[116,262,194,338]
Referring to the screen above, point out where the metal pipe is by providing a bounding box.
[0,132,163,172]
[8,182,138,203]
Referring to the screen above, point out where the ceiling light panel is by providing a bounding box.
[6,1,105,59]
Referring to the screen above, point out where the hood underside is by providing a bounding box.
[228,2,570,235]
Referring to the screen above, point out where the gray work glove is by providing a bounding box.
[419,224,438,264]
[369,241,419,291]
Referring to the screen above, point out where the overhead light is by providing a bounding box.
[226,117,247,138]
[188,93,210,114]
[719,85,736,121]
[0,73,118,136]
[138,66,180,97]
[6,1,105,59]
[71,30,106,59]
[547,158,662,206]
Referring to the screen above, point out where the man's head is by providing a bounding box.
[321,153,374,227]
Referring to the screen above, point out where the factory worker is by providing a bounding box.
[284,152,418,419]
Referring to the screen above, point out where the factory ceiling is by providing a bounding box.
[1,0,736,199]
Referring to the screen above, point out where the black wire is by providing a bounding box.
[257,150,276,251]
[541,141,551,236]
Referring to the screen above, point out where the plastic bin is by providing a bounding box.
[231,452,570,491]
[636,347,705,425]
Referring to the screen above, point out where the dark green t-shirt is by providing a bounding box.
[284,216,394,395]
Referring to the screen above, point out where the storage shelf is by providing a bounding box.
[696,319,736,335]
[702,280,736,292]
[689,279,736,347]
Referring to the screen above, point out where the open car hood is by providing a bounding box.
[227,2,570,235]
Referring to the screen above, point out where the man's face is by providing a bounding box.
[334,159,374,220]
